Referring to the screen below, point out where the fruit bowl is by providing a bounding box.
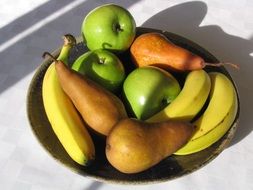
[27,27,240,184]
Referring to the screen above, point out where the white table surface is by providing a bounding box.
[0,0,252,189]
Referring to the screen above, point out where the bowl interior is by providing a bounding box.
[27,27,240,184]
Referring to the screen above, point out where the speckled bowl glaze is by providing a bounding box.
[27,27,240,184]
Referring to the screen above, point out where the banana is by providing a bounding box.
[147,69,211,122]
[42,35,95,165]
[175,72,238,155]
[190,72,235,139]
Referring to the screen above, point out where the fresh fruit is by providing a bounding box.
[175,94,238,155]
[106,118,195,173]
[42,35,95,166]
[175,72,238,155]
[191,72,236,139]
[82,4,136,52]
[123,66,181,120]
[130,32,239,71]
[43,52,128,136]
[72,49,125,93]
[147,69,211,122]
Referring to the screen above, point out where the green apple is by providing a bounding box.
[82,4,136,52]
[123,66,181,120]
[72,49,125,93]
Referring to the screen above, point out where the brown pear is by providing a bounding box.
[130,32,203,71]
[44,53,128,136]
[106,118,195,173]
[130,33,238,71]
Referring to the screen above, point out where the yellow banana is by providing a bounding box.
[175,89,237,155]
[147,70,211,122]
[175,72,238,155]
[42,35,95,165]
[190,72,235,139]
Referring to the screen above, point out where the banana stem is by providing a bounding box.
[62,34,76,46]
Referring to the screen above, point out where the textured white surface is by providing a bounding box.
[0,0,252,189]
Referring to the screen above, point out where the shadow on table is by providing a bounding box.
[0,0,70,46]
[85,181,103,190]
[141,1,253,147]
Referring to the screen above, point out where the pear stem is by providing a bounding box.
[205,62,240,69]
[43,52,58,62]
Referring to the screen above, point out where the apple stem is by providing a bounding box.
[43,52,58,62]
[99,58,106,64]
[114,23,123,32]
[161,98,169,106]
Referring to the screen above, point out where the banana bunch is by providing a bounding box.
[175,72,238,155]
[147,69,211,122]
[42,35,95,165]
[147,70,238,155]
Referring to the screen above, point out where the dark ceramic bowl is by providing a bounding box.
[27,27,240,184]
